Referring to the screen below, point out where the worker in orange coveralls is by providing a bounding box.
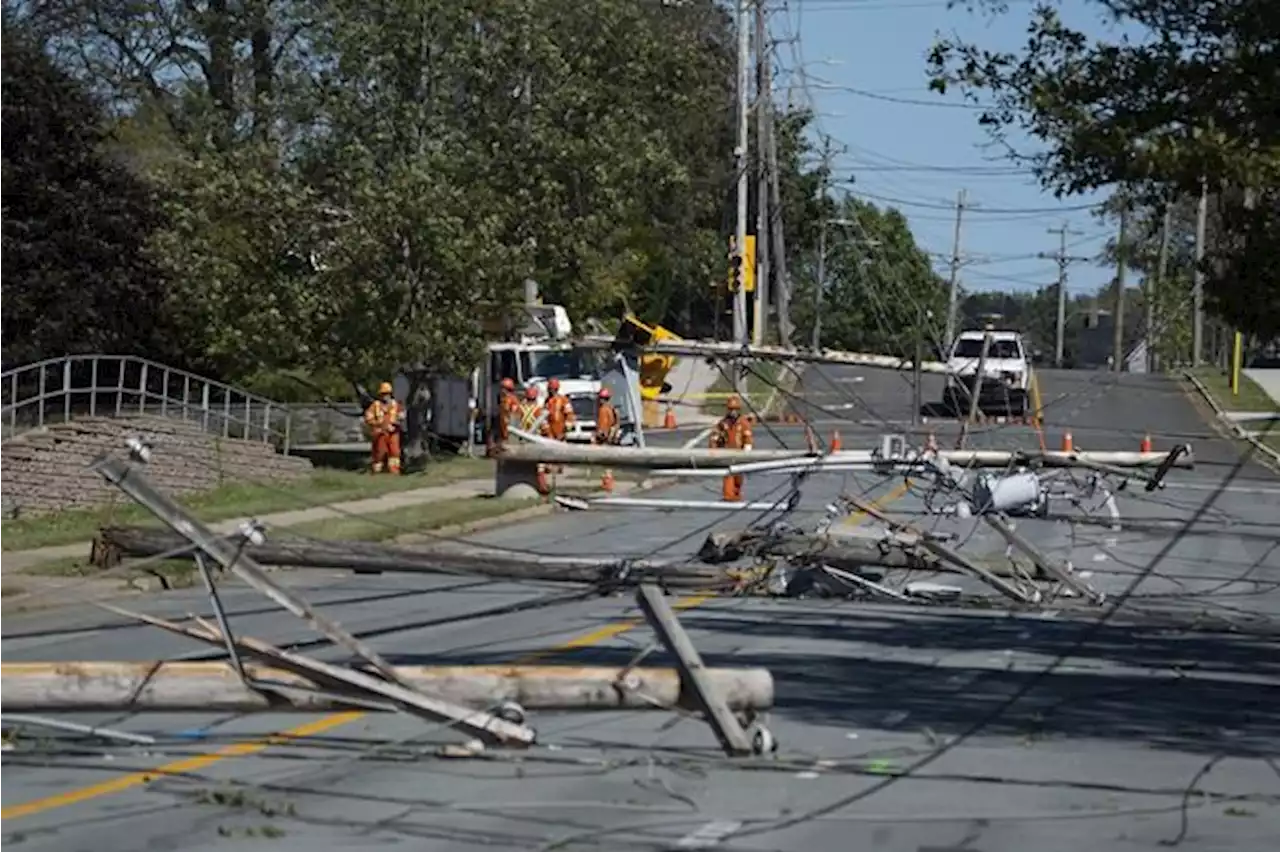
[543,378,577,441]
[514,385,547,436]
[364,381,406,474]
[593,387,621,445]
[494,377,520,441]
[710,394,753,501]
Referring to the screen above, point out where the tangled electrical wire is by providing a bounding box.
[5,335,1280,852]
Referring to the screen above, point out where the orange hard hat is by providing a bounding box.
[378,382,393,396]
[726,395,742,411]
[501,377,515,391]
[598,387,612,399]
[524,386,539,400]
[547,378,560,391]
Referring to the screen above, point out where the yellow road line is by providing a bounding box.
[1,594,712,822]
[841,480,912,527]
[1,712,363,821]
[5,483,916,821]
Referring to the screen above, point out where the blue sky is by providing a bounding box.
[778,0,1123,300]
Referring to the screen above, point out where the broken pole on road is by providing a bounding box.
[636,584,763,756]
[494,441,1194,472]
[0,661,775,715]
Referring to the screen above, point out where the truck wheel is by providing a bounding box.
[1009,390,1028,419]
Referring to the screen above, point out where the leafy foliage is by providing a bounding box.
[1,25,174,367]
[790,196,947,354]
[927,0,1280,337]
[3,1,942,386]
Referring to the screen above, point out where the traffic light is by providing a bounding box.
[725,235,756,293]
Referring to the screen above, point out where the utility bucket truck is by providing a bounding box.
[477,304,606,443]
[943,328,1031,418]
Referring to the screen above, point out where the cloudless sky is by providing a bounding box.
[775,0,1126,303]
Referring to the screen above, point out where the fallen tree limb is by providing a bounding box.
[94,526,728,588]
[0,661,775,713]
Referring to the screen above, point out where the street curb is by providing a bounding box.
[1183,370,1280,471]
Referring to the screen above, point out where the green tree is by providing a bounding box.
[791,196,946,355]
[1,25,175,367]
[927,0,1280,337]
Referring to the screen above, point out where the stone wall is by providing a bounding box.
[1,415,313,519]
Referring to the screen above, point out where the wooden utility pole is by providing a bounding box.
[944,189,968,346]
[753,1,770,347]
[1113,204,1129,372]
[1149,205,1172,372]
[732,0,751,382]
[1040,223,1086,368]
[1192,180,1208,366]
[1,661,775,714]
[767,106,792,346]
[810,138,833,350]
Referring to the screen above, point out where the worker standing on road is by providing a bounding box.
[515,385,548,437]
[594,387,621,445]
[710,395,753,501]
[494,377,521,442]
[544,378,576,441]
[364,381,406,475]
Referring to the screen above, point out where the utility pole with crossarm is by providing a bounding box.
[1040,224,1090,368]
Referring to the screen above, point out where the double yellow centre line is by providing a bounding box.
[3,481,911,822]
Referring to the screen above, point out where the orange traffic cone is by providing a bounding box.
[830,429,842,451]
[663,404,677,429]
[1140,433,1152,452]
[1061,431,1074,453]
[536,464,552,496]
[601,468,615,493]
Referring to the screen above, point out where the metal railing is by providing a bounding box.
[1,355,293,453]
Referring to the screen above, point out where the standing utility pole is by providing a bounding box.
[943,189,968,347]
[752,2,770,348]
[732,0,751,374]
[1112,204,1129,373]
[1040,223,1085,368]
[1192,180,1207,366]
[1149,205,1172,372]
[810,139,832,351]
[766,103,792,346]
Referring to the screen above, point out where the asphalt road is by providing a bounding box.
[4,365,1279,851]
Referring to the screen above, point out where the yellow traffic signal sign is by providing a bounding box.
[726,235,756,293]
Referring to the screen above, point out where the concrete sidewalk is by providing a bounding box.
[1244,368,1280,408]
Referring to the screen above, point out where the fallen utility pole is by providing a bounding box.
[89,453,540,746]
[1,661,774,714]
[495,441,1194,472]
[697,529,1046,582]
[636,584,763,756]
[93,455,407,688]
[840,493,1038,604]
[577,337,951,375]
[982,514,1104,604]
[95,526,727,588]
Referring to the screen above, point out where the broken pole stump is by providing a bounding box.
[635,584,754,756]
[0,662,775,714]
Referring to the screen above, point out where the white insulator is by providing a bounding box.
[972,471,1042,514]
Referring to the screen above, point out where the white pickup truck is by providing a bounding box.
[943,329,1031,417]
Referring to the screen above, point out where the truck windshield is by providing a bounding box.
[522,348,600,380]
[953,339,1023,360]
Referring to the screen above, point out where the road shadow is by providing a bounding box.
[391,604,1280,758]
